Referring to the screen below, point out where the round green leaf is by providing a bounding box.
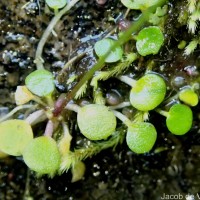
[94,38,123,63]
[126,122,157,154]
[71,161,86,183]
[23,136,61,175]
[45,0,67,10]
[136,26,164,56]
[179,88,198,106]
[166,104,193,135]
[77,104,117,140]
[25,69,55,97]
[121,0,160,10]
[0,120,33,156]
[130,74,166,111]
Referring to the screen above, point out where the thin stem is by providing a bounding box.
[21,2,31,9]
[155,108,169,118]
[53,93,66,116]
[109,102,131,109]
[44,120,54,137]
[54,9,59,16]
[162,93,179,106]
[25,110,47,126]
[0,105,33,123]
[105,27,117,37]
[32,96,48,107]
[124,8,130,18]
[66,0,167,103]
[65,103,80,113]
[112,110,132,127]
[24,105,39,119]
[44,95,54,108]
[51,29,58,37]
[118,75,136,87]
[23,169,31,200]
[34,0,80,70]
[60,52,86,74]
[53,0,168,116]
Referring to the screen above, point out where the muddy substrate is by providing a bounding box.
[0,0,200,199]
[1,139,200,200]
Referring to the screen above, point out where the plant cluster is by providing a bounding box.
[0,0,199,180]
[177,0,200,55]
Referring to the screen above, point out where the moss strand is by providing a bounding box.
[53,0,168,116]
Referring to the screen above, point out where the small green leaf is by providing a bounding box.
[166,104,193,135]
[71,161,86,183]
[94,38,123,63]
[126,122,157,154]
[77,104,116,140]
[130,74,166,111]
[136,26,164,56]
[15,86,34,105]
[179,88,198,106]
[121,0,160,10]
[0,120,33,156]
[45,0,67,10]
[25,69,55,97]
[23,136,61,176]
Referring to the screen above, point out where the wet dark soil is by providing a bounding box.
[1,0,200,199]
